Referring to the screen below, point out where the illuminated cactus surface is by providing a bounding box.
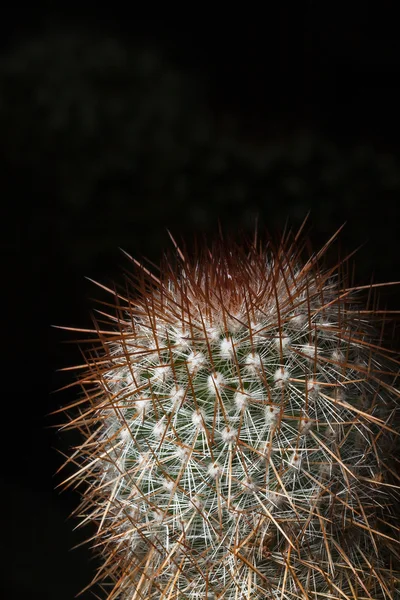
[62,229,400,599]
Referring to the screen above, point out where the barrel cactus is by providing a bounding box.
[60,227,400,599]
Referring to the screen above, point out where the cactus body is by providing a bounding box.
[61,230,400,599]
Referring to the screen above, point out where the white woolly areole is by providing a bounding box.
[288,452,302,470]
[219,337,236,360]
[306,380,320,396]
[274,367,290,387]
[190,495,203,511]
[169,385,186,405]
[301,344,318,360]
[234,390,249,410]
[172,325,191,349]
[161,478,175,492]
[288,313,307,329]
[153,418,167,438]
[221,426,238,444]
[134,398,151,415]
[241,477,257,493]
[273,333,291,352]
[177,446,190,461]
[137,452,150,467]
[245,352,263,374]
[331,348,345,363]
[325,426,339,442]
[207,462,223,479]
[207,371,226,395]
[265,405,280,425]
[267,490,285,508]
[299,417,312,435]
[191,408,206,429]
[186,351,206,374]
[151,364,172,384]
[206,325,221,343]
[152,508,164,523]
[119,427,131,442]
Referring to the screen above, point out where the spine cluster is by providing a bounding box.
[61,230,400,599]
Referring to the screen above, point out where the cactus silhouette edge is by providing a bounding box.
[59,224,400,599]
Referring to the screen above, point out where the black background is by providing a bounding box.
[4,4,400,599]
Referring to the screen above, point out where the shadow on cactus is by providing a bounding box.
[57,222,400,599]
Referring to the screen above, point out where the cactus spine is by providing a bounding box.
[60,227,400,599]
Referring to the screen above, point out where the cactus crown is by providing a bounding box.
[60,227,400,599]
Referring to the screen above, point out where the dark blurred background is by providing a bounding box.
[4,4,400,599]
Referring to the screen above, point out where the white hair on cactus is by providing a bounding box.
[137,451,150,467]
[306,380,320,395]
[172,324,191,349]
[273,333,291,352]
[206,325,221,343]
[288,452,302,470]
[134,397,151,415]
[273,366,290,387]
[186,351,206,374]
[151,363,172,384]
[287,312,307,330]
[177,445,190,461]
[60,226,400,599]
[152,508,164,523]
[331,348,345,363]
[221,426,238,444]
[244,352,263,375]
[191,408,205,429]
[227,311,245,333]
[219,337,237,360]
[241,476,257,493]
[190,494,203,512]
[264,404,280,425]
[119,426,132,442]
[298,417,312,435]
[169,385,186,406]
[301,343,318,361]
[207,462,222,479]
[267,490,285,509]
[161,477,175,492]
[233,390,249,410]
[153,417,167,439]
[207,371,225,395]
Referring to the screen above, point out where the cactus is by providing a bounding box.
[60,226,400,599]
